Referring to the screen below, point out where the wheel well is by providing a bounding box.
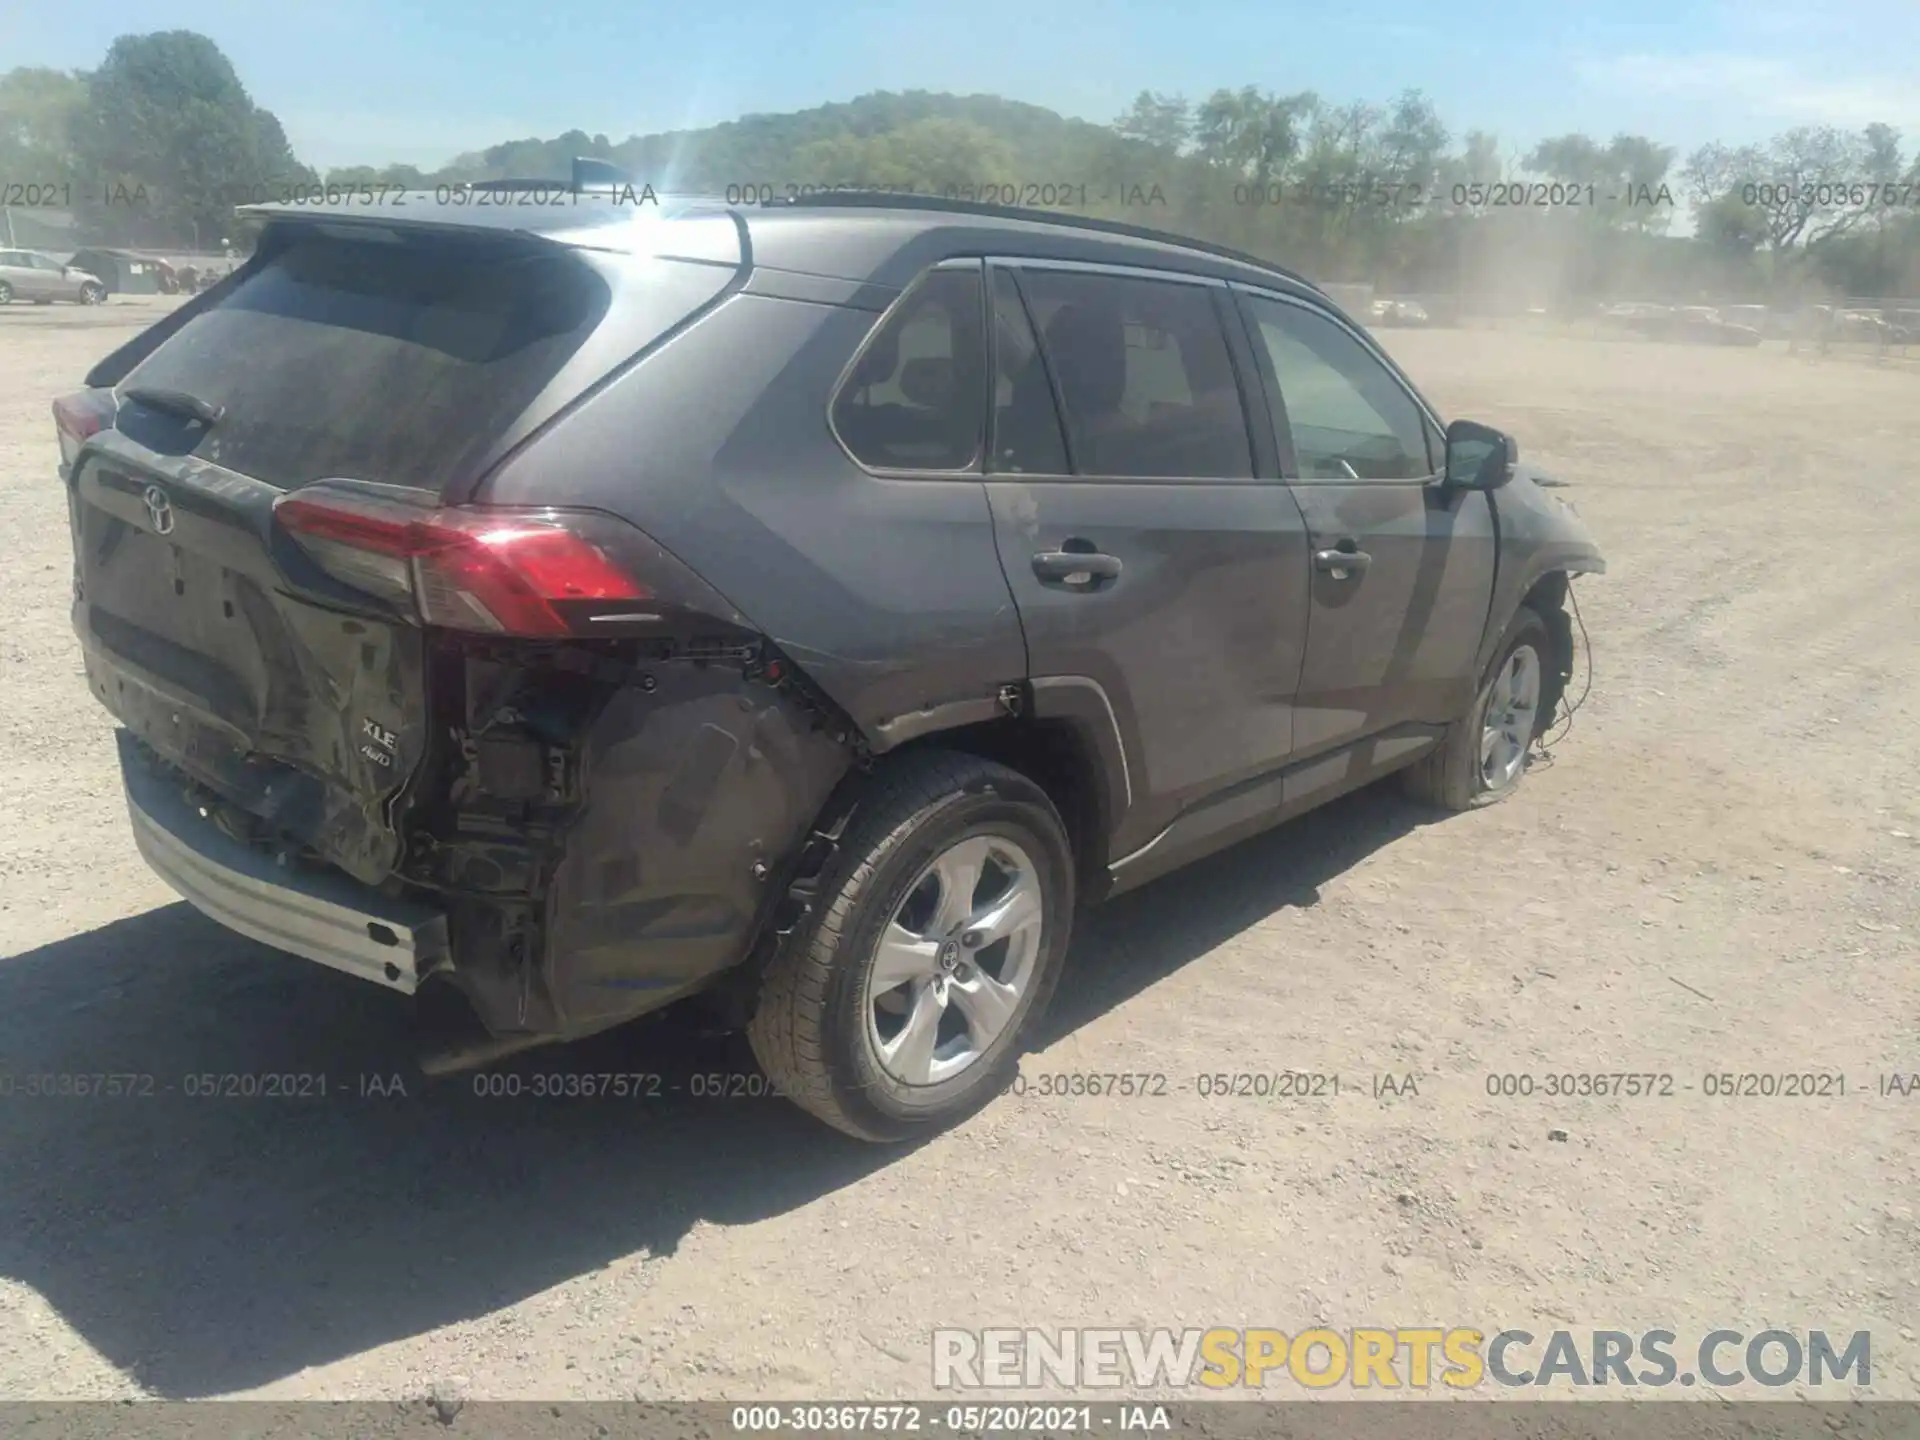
[1521,571,1576,726]
[893,717,1109,900]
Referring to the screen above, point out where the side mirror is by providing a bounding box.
[1444,419,1518,490]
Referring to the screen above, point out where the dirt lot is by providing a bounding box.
[1,296,1915,1403]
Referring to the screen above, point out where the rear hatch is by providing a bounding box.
[63,201,747,887]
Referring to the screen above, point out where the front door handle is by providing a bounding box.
[1313,546,1372,578]
[1033,549,1122,585]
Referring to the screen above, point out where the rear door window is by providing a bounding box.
[988,268,1068,475]
[832,265,986,472]
[1017,268,1252,480]
[119,233,613,495]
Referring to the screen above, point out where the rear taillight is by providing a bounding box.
[52,389,117,470]
[274,488,651,637]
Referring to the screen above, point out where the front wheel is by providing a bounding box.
[0,281,11,304]
[1402,605,1553,811]
[748,749,1075,1142]
[78,282,105,305]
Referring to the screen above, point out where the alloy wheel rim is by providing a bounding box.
[1480,643,1541,789]
[865,833,1044,1086]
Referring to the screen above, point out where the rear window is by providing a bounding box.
[121,234,613,494]
[831,266,986,472]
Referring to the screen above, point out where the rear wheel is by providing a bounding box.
[748,749,1074,1142]
[1403,605,1552,811]
[0,281,11,304]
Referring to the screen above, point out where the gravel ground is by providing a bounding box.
[0,296,1915,1403]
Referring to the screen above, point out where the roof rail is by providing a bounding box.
[765,189,1321,293]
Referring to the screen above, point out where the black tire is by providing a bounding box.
[0,281,11,304]
[748,749,1075,1142]
[1402,604,1554,812]
[79,283,105,305]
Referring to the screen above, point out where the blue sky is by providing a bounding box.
[6,0,1918,172]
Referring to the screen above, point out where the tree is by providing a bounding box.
[68,32,312,246]
[1525,132,1673,230]
[1695,191,1769,258]
[1113,91,1191,154]
[792,117,1017,194]
[0,67,87,178]
[1685,127,1874,255]
[1193,86,1313,189]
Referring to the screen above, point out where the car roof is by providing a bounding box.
[739,196,1322,298]
[238,189,1323,301]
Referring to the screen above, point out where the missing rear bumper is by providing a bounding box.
[117,731,450,993]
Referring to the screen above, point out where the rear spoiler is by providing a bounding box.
[467,156,635,193]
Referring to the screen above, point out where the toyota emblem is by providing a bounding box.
[142,484,175,536]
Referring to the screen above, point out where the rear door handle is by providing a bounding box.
[1033,549,1122,585]
[1313,546,1372,578]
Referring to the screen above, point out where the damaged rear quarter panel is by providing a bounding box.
[407,541,859,1039]
[538,657,851,1031]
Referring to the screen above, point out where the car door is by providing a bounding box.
[1234,285,1495,791]
[32,254,71,298]
[0,252,38,299]
[19,253,60,299]
[982,259,1312,865]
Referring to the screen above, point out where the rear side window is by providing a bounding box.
[1018,269,1252,480]
[120,235,611,494]
[833,266,986,472]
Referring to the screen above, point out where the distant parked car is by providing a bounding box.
[1837,309,1893,340]
[0,249,108,305]
[1599,301,1668,329]
[1369,297,1430,327]
[1671,308,1761,346]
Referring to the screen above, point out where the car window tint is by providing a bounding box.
[989,269,1068,475]
[1019,269,1251,480]
[833,266,985,471]
[1248,296,1432,481]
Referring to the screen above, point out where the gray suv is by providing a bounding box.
[54,178,1603,1140]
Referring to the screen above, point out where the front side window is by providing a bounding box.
[832,265,986,472]
[1018,268,1252,480]
[1246,295,1433,481]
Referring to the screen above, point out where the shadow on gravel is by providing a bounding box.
[0,780,1429,1397]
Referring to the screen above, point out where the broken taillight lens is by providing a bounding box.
[274,489,652,637]
[52,389,117,470]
